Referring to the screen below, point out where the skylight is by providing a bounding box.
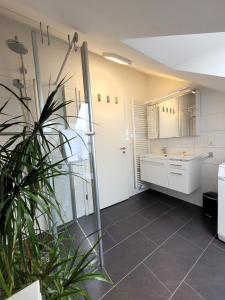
[122,32,225,77]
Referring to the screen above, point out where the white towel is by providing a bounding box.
[60,129,89,163]
[75,102,89,131]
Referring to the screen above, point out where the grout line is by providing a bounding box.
[102,266,113,284]
[176,233,203,250]
[168,235,216,300]
[104,229,117,243]
[102,213,114,224]
[103,200,157,229]
[143,262,172,294]
[184,282,206,300]
[103,205,176,255]
[104,196,175,232]
[164,208,199,224]
[136,211,152,222]
[158,199,178,209]
[99,214,196,299]
[139,230,159,247]
[103,211,137,228]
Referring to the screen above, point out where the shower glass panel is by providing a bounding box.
[0,76,37,131]
[33,31,102,264]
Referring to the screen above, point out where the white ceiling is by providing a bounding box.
[1,0,225,90]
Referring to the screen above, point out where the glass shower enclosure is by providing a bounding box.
[0,11,103,269]
[0,10,103,266]
[31,30,103,266]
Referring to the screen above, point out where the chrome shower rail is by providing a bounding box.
[54,32,78,85]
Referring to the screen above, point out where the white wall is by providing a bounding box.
[147,75,189,100]
[89,53,149,198]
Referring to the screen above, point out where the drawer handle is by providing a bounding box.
[170,172,183,176]
[170,164,182,167]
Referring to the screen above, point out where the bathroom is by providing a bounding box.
[1,2,225,299]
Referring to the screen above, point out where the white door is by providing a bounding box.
[93,98,129,209]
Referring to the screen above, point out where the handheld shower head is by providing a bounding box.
[13,78,24,90]
[6,36,28,55]
[12,79,31,101]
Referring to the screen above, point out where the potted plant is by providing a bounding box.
[0,81,109,299]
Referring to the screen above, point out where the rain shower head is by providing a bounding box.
[6,36,28,55]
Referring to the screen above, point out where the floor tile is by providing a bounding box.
[102,231,116,252]
[104,231,156,283]
[78,214,97,235]
[102,199,141,223]
[171,282,204,300]
[213,237,225,251]
[142,214,183,245]
[78,214,114,248]
[103,263,171,300]
[167,202,201,223]
[79,213,114,235]
[186,244,225,300]
[107,213,148,242]
[85,270,112,300]
[101,213,114,229]
[77,215,99,246]
[178,215,216,249]
[159,195,183,208]
[128,192,159,210]
[139,201,171,221]
[145,234,202,292]
[142,189,175,205]
[60,221,92,253]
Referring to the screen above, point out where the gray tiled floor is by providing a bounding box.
[85,189,224,300]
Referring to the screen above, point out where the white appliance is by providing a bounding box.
[218,163,225,242]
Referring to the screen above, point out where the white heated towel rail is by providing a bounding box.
[131,101,149,189]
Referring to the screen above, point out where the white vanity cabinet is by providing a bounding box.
[140,156,168,188]
[140,155,201,194]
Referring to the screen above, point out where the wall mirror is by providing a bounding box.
[147,89,200,139]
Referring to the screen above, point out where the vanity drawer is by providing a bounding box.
[168,160,187,170]
[168,169,187,193]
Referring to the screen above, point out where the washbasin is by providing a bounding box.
[168,154,200,161]
[141,153,168,160]
[141,153,200,161]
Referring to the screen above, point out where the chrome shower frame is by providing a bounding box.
[81,42,104,267]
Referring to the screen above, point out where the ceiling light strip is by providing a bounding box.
[102,52,132,65]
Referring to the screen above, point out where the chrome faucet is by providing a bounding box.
[162,146,167,156]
